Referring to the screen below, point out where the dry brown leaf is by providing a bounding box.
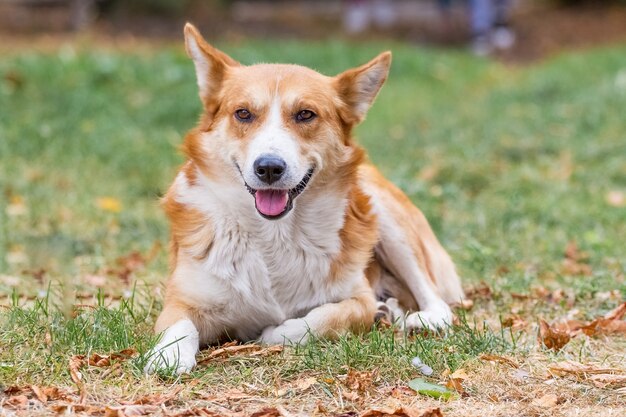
[30,385,47,403]
[538,320,571,351]
[582,318,626,337]
[5,395,29,409]
[389,385,416,398]
[344,368,375,393]
[580,302,626,337]
[197,343,282,365]
[445,378,465,396]
[168,408,226,417]
[88,348,137,367]
[561,241,592,276]
[445,368,468,397]
[359,407,443,417]
[552,319,586,335]
[250,407,283,417]
[207,344,262,359]
[50,403,101,414]
[502,315,528,330]
[532,393,559,408]
[449,368,469,380]
[105,405,160,417]
[4,386,28,395]
[549,360,622,379]
[604,301,626,320]
[589,374,626,388]
[480,354,519,368]
[465,282,492,300]
[69,355,86,384]
[249,344,283,357]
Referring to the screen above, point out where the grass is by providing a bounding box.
[1,38,625,415]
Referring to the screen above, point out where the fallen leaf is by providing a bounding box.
[105,405,159,416]
[480,354,519,368]
[532,393,558,408]
[408,378,455,400]
[167,408,224,417]
[30,385,47,403]
[582,318,626,337]
[581,301,626,337]
[250,407,283,417]
[342,390,360,401]
[502,315,528,330]
[5,395,29,409]
[549,360,622,379]
[344,368,375,393]
[360,407,443,417]
[96,197,123,213]
[538,320,571,351]
[552,319,586,335]
[69,355,85,384]
[197,343,282,365]
[589,374,626,388]
[465,282,492,300]
[561,241,592,276]
[604,301,626,321]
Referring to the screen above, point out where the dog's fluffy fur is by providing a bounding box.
[145,24,464,374]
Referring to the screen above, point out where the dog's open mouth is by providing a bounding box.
[244,168,314,220]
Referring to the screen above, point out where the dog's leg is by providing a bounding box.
[360,165,463,330]
[144,305,199,374]
[259,289,376,345]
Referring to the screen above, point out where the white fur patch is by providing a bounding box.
[243,95,308,191]
[170,169,351,342]
[144,319,199,374]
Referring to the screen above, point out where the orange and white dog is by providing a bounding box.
[145,24,464,374]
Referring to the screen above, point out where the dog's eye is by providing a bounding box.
[235,109,253,122]
[296,110,316,122]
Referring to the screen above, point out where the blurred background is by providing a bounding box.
[1,0,626,61]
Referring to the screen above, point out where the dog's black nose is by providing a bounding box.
[254,155,286,185]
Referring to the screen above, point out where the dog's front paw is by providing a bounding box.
[259,318,311,345]
[403,301,453,331]
[143,319,199,375]
[144,344,197,375]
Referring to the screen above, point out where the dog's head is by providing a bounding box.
[182,24,391,220]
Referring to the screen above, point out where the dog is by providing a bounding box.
[145,23,464,374]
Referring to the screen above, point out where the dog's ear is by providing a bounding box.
[184,23,239,106]
[335,51,391,125]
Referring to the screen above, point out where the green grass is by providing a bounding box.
[1,39,625,411]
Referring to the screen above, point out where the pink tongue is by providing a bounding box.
[255,190,289,216]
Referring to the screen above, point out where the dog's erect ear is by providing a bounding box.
[184,23,239,105]
[334,51,391,125]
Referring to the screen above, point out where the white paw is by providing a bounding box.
[403,301,453,331]
[259,318,311,345]
[143,319,199,375]
[144,344,197,374]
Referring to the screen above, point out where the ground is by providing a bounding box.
[1,38,626,416]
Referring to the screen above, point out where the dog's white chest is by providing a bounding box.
[212,198,347,319]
